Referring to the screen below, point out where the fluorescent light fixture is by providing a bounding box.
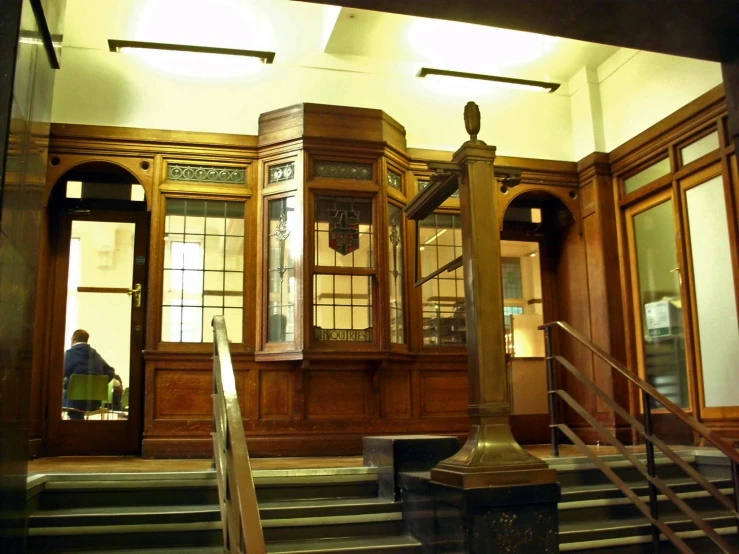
[418,67,559,93]
[108,39,275,64]
[423,229,447,245]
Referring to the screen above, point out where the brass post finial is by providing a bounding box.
[464,101,481,141]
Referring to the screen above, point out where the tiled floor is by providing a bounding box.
[27,443,656,474]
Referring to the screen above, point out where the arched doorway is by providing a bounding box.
[44,161,150,456]
[501,188,580,444]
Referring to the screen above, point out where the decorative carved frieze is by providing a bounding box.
[315,161,373,181]
[168,164,246,184]
[268,162,295,184]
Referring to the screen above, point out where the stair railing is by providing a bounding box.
[541,320,739,554]
[212,316,266,554]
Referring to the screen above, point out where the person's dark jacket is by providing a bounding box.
[64,342,115,382]
[63,343,115,418]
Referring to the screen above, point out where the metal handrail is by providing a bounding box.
[541,320,739,554]
[212,316,265,554]
[541,321,739,465]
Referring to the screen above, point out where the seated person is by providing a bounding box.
[63,329,115,420]
[111,373,124,411]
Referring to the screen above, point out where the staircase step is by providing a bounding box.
[560,510,735,543]
[551,453,698,489]
[560,523,738,553]
[29,505,221,528]
[558,483,735,525]
[55,546,223,554]
[260,497,401,519]
[34,468,379,510]
[267,535,422,553]
[27,521,222,552]
[262,510,404,542]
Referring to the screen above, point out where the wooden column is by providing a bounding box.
[431,104,555,488]
[723,56,739,154]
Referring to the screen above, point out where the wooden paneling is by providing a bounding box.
[154,368,247,418]
[380,371,411,418]
[259,370,292,420]
[583,212,619,415]
[511,359,548,415]
[304,370,369,419]
[420,372,468,417]
[35,108,668,459]
[555,221,595,420]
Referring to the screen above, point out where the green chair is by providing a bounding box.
[121,387,129,411]
[66,374,111,419]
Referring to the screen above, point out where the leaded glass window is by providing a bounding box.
[388,203,405,344]
[267,197,296,343]
[313,196,375,342]
[502,257,523,299]
[313,275,373,342]
[420,213,465,346]
[162,199,244,342]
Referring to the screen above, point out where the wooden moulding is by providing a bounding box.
[404,170,460,221]
[257,103,407,152]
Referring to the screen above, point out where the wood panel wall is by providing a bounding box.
[31,92,734,458]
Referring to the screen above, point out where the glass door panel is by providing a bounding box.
[631,198,690,409]
[683,175,739,408]
[63,220,135,420]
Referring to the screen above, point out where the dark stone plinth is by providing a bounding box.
[399,471,561,554]
[363,435,460,500]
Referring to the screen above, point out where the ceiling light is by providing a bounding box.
[418,67,559,93]
[423,229,447,245]
[108,39,275,64]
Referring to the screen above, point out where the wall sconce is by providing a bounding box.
[418,67,559,93]
[108,39,275,64]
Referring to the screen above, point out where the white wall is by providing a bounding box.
[51,47,575,160]
[597,50,722,152]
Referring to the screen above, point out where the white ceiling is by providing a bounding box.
[61,0,619,89]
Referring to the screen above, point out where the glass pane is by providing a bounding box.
[685,176,739,407]
[420,213,465,346]
[633,200,689,408]
[267,197,296,343]
[624,158,671,195]
[314,196,373,268]
[162,199,245,342]
[502,257,523,299]
[388,204,405,343]
[501,240,544,358]
[681,131,719,166]
[313,274,373,342]
[63,221,135,421]
[224,308,243,343]
[204,236,225,270]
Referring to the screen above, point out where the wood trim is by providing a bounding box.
[677,163,739,419]
[50,123,259,150]
[77,286,129,294]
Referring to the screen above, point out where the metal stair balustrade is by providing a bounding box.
[541,320,739,554]
[212,315,266,554]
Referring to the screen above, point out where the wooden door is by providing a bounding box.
[677,163,739,422]
[624,189,698,440]
[47,209,149,455]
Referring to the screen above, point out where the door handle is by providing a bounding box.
[128,283,142,308]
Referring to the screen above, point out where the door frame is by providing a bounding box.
[46,208,149,456]
[623,187,700,417]
[677,162,739,421]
